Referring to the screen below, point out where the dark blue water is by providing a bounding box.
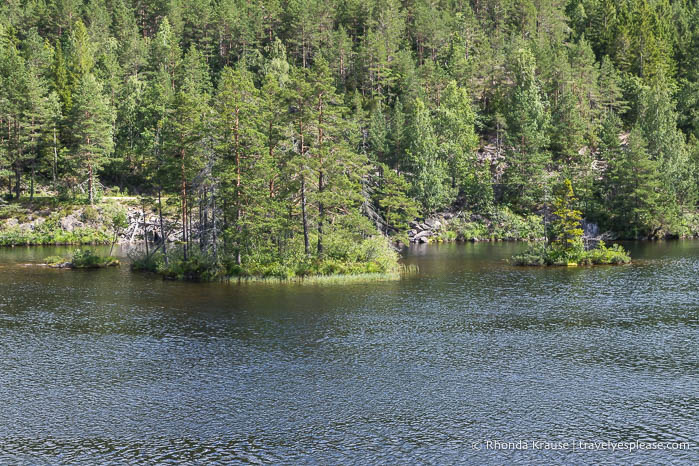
[0,241,697,464]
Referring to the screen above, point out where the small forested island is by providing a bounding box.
[0,1,698,281]
[44,248,119,268]
[511,180,631,266]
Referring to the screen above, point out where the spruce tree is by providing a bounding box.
[502,46,551,212]
[404,98,451,213]
[605,127,664,237]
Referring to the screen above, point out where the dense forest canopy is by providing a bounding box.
[1,0,698,265]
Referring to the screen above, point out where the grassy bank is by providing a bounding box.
[0,225,110,246]
[0,198,127,246]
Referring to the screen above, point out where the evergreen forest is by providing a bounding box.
[1,0,699,275]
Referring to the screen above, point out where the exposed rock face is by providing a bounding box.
[119,207,181,244]
[407,212,454,243]
[581,220,616,247]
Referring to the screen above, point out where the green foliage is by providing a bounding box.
[601,127,669,237]
[43,248,118,268]
[0,225,110,246]
[581,243,632,266]
[81,205,100,222]
[44,255,66,266]
[69,73,114,205]
[446,208,544,242]
[70,248,118,268]
[1,0,698,264]
[550,179,584,260]
[403,98,452,213]
[511,242,630,266]
[131,236,400,282]
[502,46,552,212]
[373,164,420,232]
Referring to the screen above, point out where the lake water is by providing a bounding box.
[0,241,697,464]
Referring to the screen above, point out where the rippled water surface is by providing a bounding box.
[0,241,697,464]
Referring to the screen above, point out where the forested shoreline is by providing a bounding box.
[1,0,699,278]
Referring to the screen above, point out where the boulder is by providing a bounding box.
[4,218,19,228]
[412,230,433,241]
[60,215,84,232]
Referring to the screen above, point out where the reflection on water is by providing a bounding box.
[0,241,697,463]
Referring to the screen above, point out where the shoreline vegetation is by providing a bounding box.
[128,236,410,283]
[2,0,699,280]
[44,248,119,269]
[510,242,631,267]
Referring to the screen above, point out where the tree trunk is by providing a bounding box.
[158,188,168,265]
[317,170,324,257]
[211,186,217,261]
[51,125,58,189]
[235,108,242,265]
[199,190,204,251]
[299,117,310,256]
[88,162,94,206]
[269,120,275,197]
[143,201,149,257]
[14,167,20,200]
[181,148,188,261]
[301,176,310,256]
[30,164,35,200]
[316,94,324,257]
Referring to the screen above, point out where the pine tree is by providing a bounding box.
[285,65,315,255]
[70,73,114,205]
[163,59,210,260]
[215,66,265,264]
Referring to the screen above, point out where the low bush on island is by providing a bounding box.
[44,248,119,268]
[511,242,630,266]
[510,180,631,267]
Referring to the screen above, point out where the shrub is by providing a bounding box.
[71,248,119,268]
[0,225,110,246]
[130,236,400,282]
[129,251,162,272]
[582,243,631,265]
[510,244,548,266]
[44,255,66,266]
[81,206,100,223]
[510,242,630,266]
